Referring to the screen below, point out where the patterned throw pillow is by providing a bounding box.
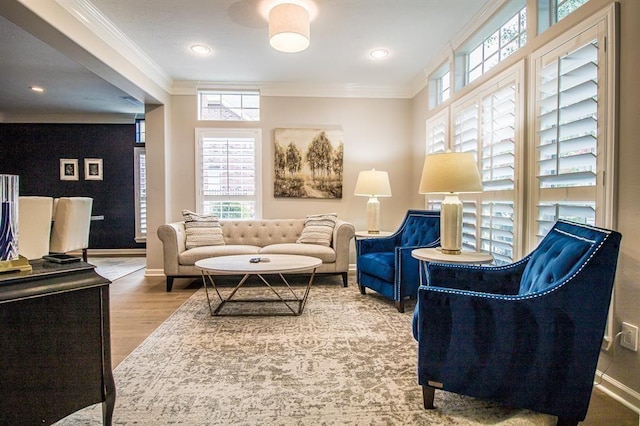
[182,210,225,249]
[296,213,338,247]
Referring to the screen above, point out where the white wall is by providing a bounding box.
[146,94,418,268]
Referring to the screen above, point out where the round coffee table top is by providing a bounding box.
[195,254,322,274]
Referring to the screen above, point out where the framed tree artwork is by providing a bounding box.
[274,128,344,198]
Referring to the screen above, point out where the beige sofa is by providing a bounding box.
[157,218,355,291]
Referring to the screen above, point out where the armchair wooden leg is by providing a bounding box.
[555,418,578,426]
[422,386,435,409]
[396,300,405,313]
[82,248,88,262]
[166,277,174,292]
[341,272,348,287]
[358,284,366,295]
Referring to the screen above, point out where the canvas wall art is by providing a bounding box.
[274,128,344,199]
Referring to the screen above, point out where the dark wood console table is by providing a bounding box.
[0,260,115,425]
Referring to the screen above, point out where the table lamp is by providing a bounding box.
[418,152,482,254]
[354,169,392,234]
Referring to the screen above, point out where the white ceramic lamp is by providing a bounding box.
[354,169,392,234]
[419,152,482,255]
[269,3,310,53]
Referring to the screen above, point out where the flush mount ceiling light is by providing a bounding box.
[29,86,45,93]
[269,2,310,53]
[190,44,211,55]
[370,49,389,59]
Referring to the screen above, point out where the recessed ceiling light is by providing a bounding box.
[370,49,389,60]
[29,86,45,93]
[190,44,211,55]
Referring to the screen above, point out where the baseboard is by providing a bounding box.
[145,268,165,277]
[594,370,640,414]
[349,263,356,271]
[80,248,146,257]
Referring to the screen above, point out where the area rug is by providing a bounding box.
[57,277,555,425]
[89,256,146,282]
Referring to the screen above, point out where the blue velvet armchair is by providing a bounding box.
[412,220,622,425]
[356,210,440,312]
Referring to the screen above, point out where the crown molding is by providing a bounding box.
[172,80,413,99]
[408,0,507,97]
[56,0,173,93]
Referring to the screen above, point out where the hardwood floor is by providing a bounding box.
[108,268,638,425]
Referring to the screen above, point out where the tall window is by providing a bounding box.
[530,14,614,246]
[467,6,527,84]
[196,129,262,219]
[134,147,146,242]
[134,118,146,242]
[426,64,524,264]
[198,90,260,121]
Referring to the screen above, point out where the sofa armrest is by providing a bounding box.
[157,221,186,276]
[333,220,355,271]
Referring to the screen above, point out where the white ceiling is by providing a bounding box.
[0,0,492,117]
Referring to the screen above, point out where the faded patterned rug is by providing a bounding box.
[57,276,554,425]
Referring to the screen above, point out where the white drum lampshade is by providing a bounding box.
[269,3,310,53]
[419,152,482,254]
[354,169,392,234]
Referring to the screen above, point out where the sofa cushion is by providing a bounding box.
[182,210,225,249]
[179,245,260,265]
[296,213,337,247]
[260,243,336,263]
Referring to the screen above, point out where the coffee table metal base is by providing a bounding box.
[201,270,317,316]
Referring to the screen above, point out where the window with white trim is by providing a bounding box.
[134,147,146,242]
[467,6,527,84]
[529,13,614,246]
[195,128,262,219]
[538,0,590,33]
[198,90,260,121]
[429,65,451,108]
[426,64,524,264]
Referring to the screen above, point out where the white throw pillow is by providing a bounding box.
[182,210,225,249]
[296,213,337,247]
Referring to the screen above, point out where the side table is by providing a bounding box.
[411,247,494,285]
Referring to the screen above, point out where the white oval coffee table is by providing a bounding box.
[195,254,322,316]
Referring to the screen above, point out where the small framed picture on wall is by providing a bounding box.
[85,158,103,181]
[60,159,79,181]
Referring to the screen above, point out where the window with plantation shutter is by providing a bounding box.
[452,100,481,252]
[530,16,614,246]
[195,128,262,219]
[426,109,448,155]
[424,64,523,264]
[134,147,146,242]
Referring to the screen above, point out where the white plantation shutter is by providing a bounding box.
[453,101,481,251]
[196,129,262,219]
[426,109,448,155]
[479,79,519,264]
[425,64,523,263]
[134,147,146,242]
[530,19,612,244]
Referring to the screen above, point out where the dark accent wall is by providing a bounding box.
[0,123,144,250]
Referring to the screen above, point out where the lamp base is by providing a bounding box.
[0,255,32,274]
[366,197,381,234]
[441,248,461,255]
